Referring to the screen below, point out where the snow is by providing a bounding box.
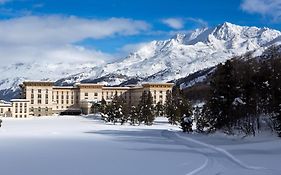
[0,115,281,175]
[61,22,281,84]
[1,22,281,99]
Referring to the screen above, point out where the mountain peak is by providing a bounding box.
[171,33,187,44]
[212,22,243,40]
[220,22,237,28]
[1,22,281,101]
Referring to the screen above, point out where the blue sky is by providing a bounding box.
[0,0,279,64]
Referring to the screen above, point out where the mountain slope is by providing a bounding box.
[59,22,281,84]
[1,22,281,100]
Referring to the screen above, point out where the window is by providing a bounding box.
[15,115,18,118]
[159,95,163,99]
[0,108,3,113]
[38,107,41,112]
[31,99,34,104]
[38,99,41,104]
[46,94,49,104]
[159,91,163,94]
[46,89,48,93]
[85,92,88,96]
[38,94,42,98]
[38,89,41,93]
[24,115,27,118]
[31,107,34,112]
[31,89,34,93]
[45,107,48,112]
[94,92,98,96]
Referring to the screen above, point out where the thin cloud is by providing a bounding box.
[120,42,150,54]
[186,17,208,28]
[241,0,281,22]
[0,0,10,4]
[162,18,185,29]
[162,17,208,30]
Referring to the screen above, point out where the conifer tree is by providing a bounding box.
[165,88,192,127]
[138,91,154,125]
[90,103,100,114]
[202,60,239,133]
[129,105,138,125]
[155,102,165,117]
[165,90,175,124]
[268,57,281,136]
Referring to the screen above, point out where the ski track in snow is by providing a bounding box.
[184,157,209,175]
[161,130,276,175]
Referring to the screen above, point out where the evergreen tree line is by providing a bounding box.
[199,51,281,137]
[97,91,157,125]
[94,89,193,130]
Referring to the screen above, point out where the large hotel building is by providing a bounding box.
[0,81,173,118]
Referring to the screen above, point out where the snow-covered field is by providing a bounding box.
[0,116,281,175]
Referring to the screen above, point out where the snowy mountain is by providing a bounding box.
[1,22,281,100]
[0,62,104,100]
[58,22,281,84]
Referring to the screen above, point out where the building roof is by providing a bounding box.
[141,82,174,88]
[0,100,12,107]
[53,86,78,90]
[10,99,30,102]
[23,81,54,86]
[102,86,130,90]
